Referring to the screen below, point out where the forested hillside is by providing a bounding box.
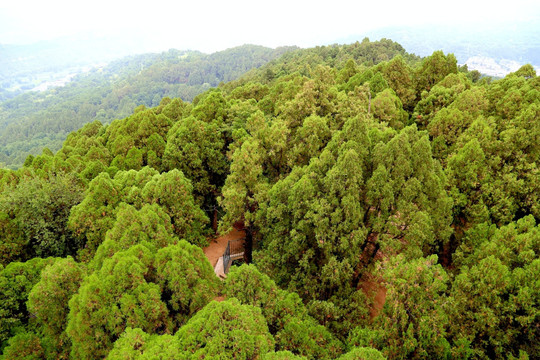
[0,39,538,360]
[0,34,159,96]
[359,21,540,70]
[0,45,294,168]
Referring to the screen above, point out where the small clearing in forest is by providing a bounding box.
[203,228,245,267]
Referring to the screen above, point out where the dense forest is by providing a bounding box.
[0,38,538,359]
[0,45,294,168]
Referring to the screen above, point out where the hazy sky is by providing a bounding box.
[1,0,539,53]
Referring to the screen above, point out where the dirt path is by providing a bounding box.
[359,278,387,319]
[203,228,246,267]
[357,240,387,319]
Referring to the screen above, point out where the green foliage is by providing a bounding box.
[373,255,451,359]
[275,316,344,359]
[67,241,219,359]
[153,241,222,325]
[371,88,408,129]
[367,125,453,256]
[415,50,458,97]
[141,169,209,245]
[68,171,128,257]
[289,114,332,166]
[176,298,274,360]
[487,67,539,120]
[90,203,178,271]
[106,328,184,360]
[337,347,387,360]
[512,64,536,79]
[381,55,416,111]
[0,40,537,360]
[69,167,208,260]
[224,264,283,326]
[219,135,271,238]
[256,117,451,340]
[441,69,539,233]
[255,116,371,301]
[106,107,172,171]
[414,72,470,128]
[0,172,84,258]
[229,39,418,90]
[262,351,308,360]
[225,264,354,352]
[0,257,56,350]
[0,211,25,266]
[223,263,344,360]
[163,114,228,204]
[26,257,85,359]
[192,89,229,123]
[449,217,539,359]
[0,331,45,360]
[66,244,169,359]
[446,138,490,228]
[428,86,489,157]
[456,215,539,269]
[450,257,513,359]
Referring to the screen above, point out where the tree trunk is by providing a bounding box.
[243,226,253,264]
[440,233,455,268]
[353,232,378,287]
[212,207,218,234]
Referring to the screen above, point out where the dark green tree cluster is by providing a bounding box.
[0,39,538,359]
[0,171,84,263]
[224,264,345,359]
[68,167,208,260]
[0,257,58,353]
[67,241,220,359]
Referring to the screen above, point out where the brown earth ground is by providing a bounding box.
[204,229,245,302]
[203,228,246,267]
[357,237,388,319]
[359,276,387,319]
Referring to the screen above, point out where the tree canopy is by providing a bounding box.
[0,39,538,359]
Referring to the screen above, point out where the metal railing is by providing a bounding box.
[223,238,245,274]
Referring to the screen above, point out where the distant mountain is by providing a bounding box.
[0,45,296,168]
[0,34,160,100]
[339,21,540,76]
